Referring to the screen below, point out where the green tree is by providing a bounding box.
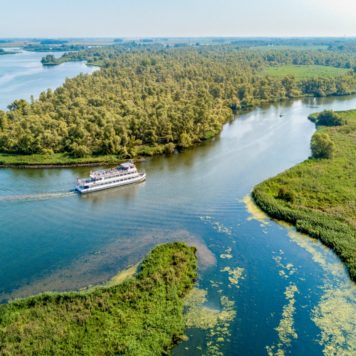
[179,132,192,148]
[311,132,335,159]
[316,110,345,126]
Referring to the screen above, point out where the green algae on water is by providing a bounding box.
[243,195,269,225]
[221,266,245,288]
[272,254,297,280]
[220,247,233,260]
[312,286,356,355]
[184,288,236,355]
[184,289,235,330]
[287,228,356,355]
[200,216,233,236]
[266,284,299,355]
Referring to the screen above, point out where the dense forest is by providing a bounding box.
[1,45,356,158]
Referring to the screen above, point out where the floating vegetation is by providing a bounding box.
[210,280,223,289]
[184,289,236,355]
[200,215,213,222]
[243,195,355,355]
[200,216,233,236]
[272,254,297,280]
[287,230,343,276]
[286,227,356,355]
[221,266,245,288]
[184,289,221,329]
[212,222,233,236]
[266,284,299,355]
[184,289,235,330]
[243,195,269,225]
[220,253,232,259]
[312,286,356,355]
[220,247,233,260]
[206,296,236,356]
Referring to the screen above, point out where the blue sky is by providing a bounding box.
[1,0,356,37]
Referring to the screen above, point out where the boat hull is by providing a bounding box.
[76,173,146,194]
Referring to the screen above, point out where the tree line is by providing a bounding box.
[1,46,356,157]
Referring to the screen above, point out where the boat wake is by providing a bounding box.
[0,191,76,202]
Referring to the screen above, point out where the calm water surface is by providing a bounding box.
[0,49,97,109]
[0,57,355,355]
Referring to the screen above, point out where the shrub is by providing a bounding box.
[164,142,176,155]
[69,143,91,157]
[276,187,295,203]
[316,110,345,126]
[311,132,334,159]
[179,133,192,148]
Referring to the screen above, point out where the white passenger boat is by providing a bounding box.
[75,161,146,194]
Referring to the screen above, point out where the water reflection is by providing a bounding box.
[80,182,143,205]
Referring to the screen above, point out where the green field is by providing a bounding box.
[252,110,356,280]
[0,242,198,355]
[263,65,351,79]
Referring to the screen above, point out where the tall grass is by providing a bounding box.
[0,242,198,355]
[252,110,356,280]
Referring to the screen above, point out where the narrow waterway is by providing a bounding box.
[0,55,355,354]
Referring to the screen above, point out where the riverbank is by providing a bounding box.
[0,96,354,168]
[252,109,356,280]
[0,144,173,168]
[0,242,197,355]
[0,153,124,168]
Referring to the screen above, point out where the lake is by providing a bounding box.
[0,53,355,355]
[0,49,97,109]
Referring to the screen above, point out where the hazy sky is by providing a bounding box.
[1,0,356,38]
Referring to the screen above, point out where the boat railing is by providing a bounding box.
[90,168,136,179]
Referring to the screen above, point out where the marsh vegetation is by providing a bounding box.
[253,110,356,280]
[0,243,197,355]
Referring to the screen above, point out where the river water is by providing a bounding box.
[0,49,97,109]
[0,52,355,355]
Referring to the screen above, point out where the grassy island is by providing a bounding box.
[252,110,356,280]
[0,242,197,355]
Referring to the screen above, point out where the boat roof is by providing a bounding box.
[86,162,135,179]
[120,162,133,168]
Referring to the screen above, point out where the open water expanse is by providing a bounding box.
[0,49,97,109]
[0,51,355,355]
